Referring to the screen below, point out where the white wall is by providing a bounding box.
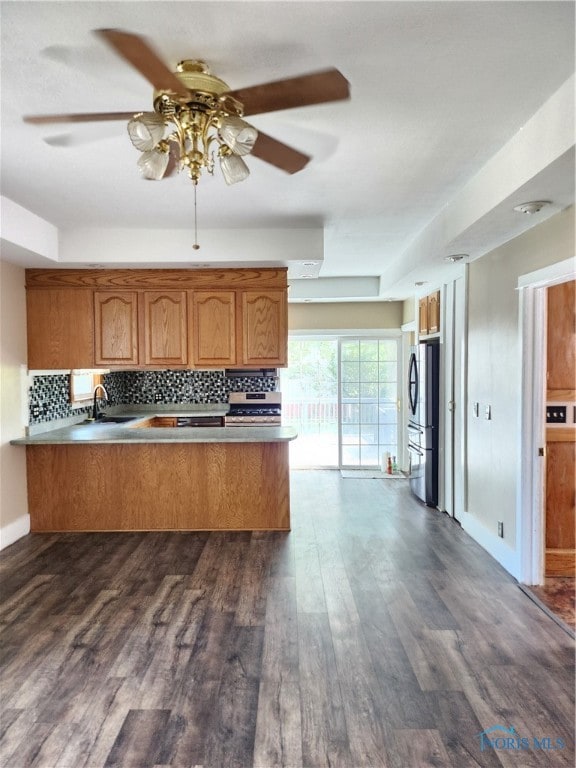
[0,259,29,548]
[463,206,575,576]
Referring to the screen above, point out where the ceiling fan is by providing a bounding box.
[23,29,351,185]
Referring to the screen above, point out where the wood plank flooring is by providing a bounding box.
[1,471,574,767]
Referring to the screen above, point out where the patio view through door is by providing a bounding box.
[281,336,399,468]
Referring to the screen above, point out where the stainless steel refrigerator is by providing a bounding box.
[407,340,440,506]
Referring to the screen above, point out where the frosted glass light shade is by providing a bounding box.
[127,113,165,151]
[137,149,170,180]
[220,154,250,185]
[219,116,258,156]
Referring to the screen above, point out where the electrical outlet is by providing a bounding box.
[498,521,504,538]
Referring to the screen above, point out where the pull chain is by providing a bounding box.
[192,181,200,250]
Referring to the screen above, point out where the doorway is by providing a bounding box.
[518,259,576,585]
[281,335,400,469]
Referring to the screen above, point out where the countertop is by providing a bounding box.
[11,406,297,445]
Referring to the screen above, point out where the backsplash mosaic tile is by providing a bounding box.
[29,375,93,424]
[29,370,277,424]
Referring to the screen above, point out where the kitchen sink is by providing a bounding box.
[80,415,138,425]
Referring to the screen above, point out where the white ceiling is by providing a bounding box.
[1,1,574,300]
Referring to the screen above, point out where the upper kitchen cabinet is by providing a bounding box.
[94,291,139,366]
[241,290,288,366]
[95,290,188,367]
[142,291,188,367]
[191,291,236,367]
[419,290,441,336]
[27,288,94,369]
[25,268,288,370]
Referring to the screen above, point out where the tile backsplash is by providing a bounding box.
[29,370,277,425]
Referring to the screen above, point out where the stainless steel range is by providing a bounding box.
[225,392,281,426]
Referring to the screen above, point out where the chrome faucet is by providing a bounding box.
[92,384,109,421]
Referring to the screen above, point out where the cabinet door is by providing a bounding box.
[192,291,237,366]
[27,288,94,369]
[241,290,287,366]
[142,291,188,367]
[427,291,440,334]
[95,292,139,366]
[418,297,428,335]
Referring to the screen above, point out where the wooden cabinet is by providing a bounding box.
[191,291,236,367]
[427,291,440,334]
[27,288,94,369]
[142,291,188,367]
[26,268,288,370]
[418,297,428,335]
[241,290,287,366]
[419,290,441,336]
[95,291,139,366]
[95,290,187,367]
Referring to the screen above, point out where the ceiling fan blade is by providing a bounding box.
[227,68,349,117]
[251,131,310,174]
[24,112,138,125]
[95,29,189,98]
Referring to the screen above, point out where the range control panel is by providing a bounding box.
[546,402,576,426]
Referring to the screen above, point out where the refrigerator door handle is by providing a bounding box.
[408,441,424,457]
[408,351,418,416]
[408,422,423,435]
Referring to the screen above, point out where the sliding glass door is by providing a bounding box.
[339,338,399,468]
[281,337,339,467]
[282,335,400,469]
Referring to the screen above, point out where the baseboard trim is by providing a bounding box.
[460,510,521,580]
[0,514,30,550]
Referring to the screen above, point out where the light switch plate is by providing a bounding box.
[485,405,491,420]
[473,402,479,417]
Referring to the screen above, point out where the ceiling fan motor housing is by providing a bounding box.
[152,60,238,116]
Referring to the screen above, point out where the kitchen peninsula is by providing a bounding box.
[12,413,297,532]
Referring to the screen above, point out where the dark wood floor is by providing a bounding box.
[1,471,574,767]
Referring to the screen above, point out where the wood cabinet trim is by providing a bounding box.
[546,427,576,442]
[26,268,288,290]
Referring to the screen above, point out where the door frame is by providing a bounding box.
[518,258,576,585]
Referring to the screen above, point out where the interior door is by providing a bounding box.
[545,280,575,576]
